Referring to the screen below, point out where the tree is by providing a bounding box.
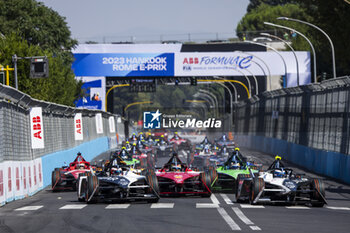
[0,0,82,105]
[0,33,82,106]
[237,0,350,78]
[247,0,295,12]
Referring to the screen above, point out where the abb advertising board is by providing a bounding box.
[74,113,83,141]
[30,107,44,149]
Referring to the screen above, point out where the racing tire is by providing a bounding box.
[85,172,98,204]
[249,177,264,205]
[235,174,251,203]
[311,179,326,207]
[200,171,212,197]
[146,172,160,202]
[51,169,61,191]
[76,173,86,202]
[208,166,218,185]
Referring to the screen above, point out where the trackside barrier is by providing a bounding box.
[41,137,109,187]
[235,134,350,184]
[0,158,43,206]
[234,76,350,185]
[0,84,124,206]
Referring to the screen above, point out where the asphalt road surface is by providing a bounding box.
[1,147,349,233]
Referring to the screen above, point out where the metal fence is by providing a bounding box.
[0,84,120,163]
[234,76,350,155]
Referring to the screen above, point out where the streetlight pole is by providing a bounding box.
[237,50,272,91]
[260,33,300,86]
[244,40,288,89]
[277,17,336,78]
[264,21,317,83]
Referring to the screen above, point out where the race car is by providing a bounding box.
[169,132,191,151]
[153,135,174,158]
[235,156,327,207]
[216,134,235,149]
[156,153,212,197]
[52,152,91,191]
[76,153,159,203]
[211,148,260,193]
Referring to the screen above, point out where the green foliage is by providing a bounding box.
[0,0,82,105]
[238,0,350,77]
[0,33,82,106]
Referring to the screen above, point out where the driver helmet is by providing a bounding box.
[235,147,240,151]
[77,163,85,170]
[204,144,210,153]
[229,162,240,169]
[171,164,181,171]
[274,169,285,178]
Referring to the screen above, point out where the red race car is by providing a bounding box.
[52,152,91,191]
[169,132,191,151]
[156,153,212,197]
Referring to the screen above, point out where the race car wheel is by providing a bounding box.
[76,173,86,202]
[200,171,212,197]
[146,172,160,202]
[235,174,251,203]
[208,166,218,185]
[51,169,61,191]
[85,173,98,204]
[311,179,326,207]
[249,178,264,205]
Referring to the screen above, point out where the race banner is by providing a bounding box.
[74,113,83,141]
[73,53,174,77]
[109,116,116,133]
[95,113,103,134]
[30,107,44,149]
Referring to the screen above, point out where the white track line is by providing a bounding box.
[210,194,220,205]
[326,206,350,210]
[250,226,262,231]
[221,194,234,205]
[285,206,310,209]
[196,203,219,208]
[217,207,241,231]
[240,204,265,209]
[105,204,130,209]
[232,207,254,225]
[232,207,262,231]
[59,204,87,210]
[15,205,43,211]
[151,203,174,208]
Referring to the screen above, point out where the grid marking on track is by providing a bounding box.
[59,204,87,210]
[285,206,310,209]
[240,204,265,209]
[105,204,130,209]
[150,203,174,208]
[15,206,43,211]
[196,203,219,208]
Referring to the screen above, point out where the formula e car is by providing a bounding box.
[156,153,212,197]
[169,132,191,151]
[235,156,327,207]
[211,149,260,193]
[52,153,91,191]
[76,154,159,203]
[153,138,174,158]
[216,134,235,149]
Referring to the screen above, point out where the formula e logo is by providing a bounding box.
[143,109,162,129]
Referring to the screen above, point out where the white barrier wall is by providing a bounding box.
[0,158,43,206]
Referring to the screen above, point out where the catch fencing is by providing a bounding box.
[234,76,350,155]
[0,84,121,163]
[0,84,123,205]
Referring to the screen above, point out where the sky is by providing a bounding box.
[38,0,250,43]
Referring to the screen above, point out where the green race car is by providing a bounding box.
[211,149,260,193]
